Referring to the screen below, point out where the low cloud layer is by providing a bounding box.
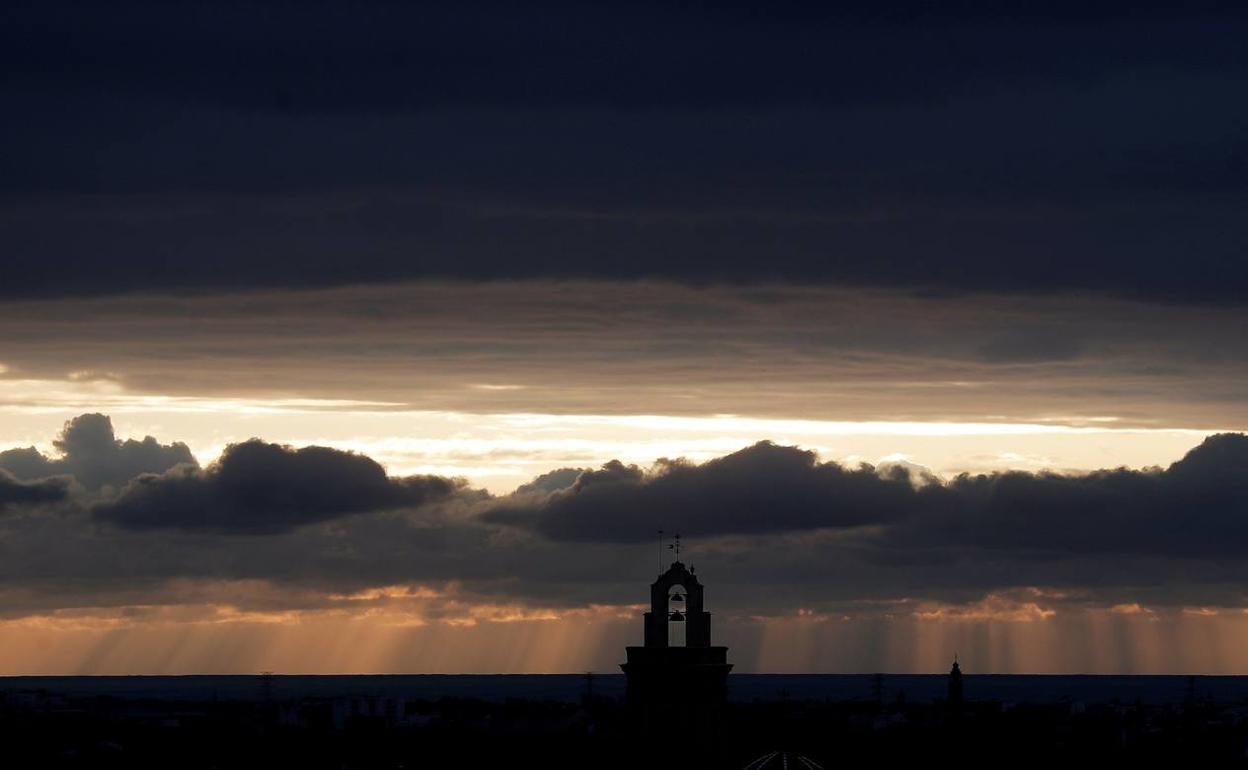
[2,414,1248,628]
[491,435,1248,562]
[487,442,920,541]
[0,469,68,510]
[894,434,1248,559]
[93,439,469,534]
[0,413,194,489]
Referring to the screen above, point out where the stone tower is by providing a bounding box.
[620,559,732,747]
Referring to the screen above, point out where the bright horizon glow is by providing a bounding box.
[0,399,1229,492]
[5,598,1248,675]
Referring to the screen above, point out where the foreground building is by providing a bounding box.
[621,558,732,749]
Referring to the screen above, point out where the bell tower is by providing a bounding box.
[621,538,732,752]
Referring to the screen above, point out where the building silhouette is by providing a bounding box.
[620,558,732,751]
[947,657,964,708]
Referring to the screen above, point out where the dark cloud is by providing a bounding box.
[93,439,469,534]
[902,434,1248,559]
[0,469,69,510]
[512,467,585,495]
[486,442,919,541]
[8,2,1239,115]
[488,436,1248,565]
[1,3,1246,301]
[0,414,195,489]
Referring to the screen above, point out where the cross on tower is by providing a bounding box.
[668,532,681,561]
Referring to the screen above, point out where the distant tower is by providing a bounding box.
[947,657,964,707]
[620,544,732,750]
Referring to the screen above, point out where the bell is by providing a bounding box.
[670,593,685,602]
[669,611,685,622]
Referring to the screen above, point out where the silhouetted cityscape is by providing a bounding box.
[8,557,1248,767]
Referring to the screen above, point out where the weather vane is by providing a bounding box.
[656,531,683,571]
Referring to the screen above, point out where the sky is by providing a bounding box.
[2,0,1248,674]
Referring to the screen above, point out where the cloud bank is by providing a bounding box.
[94,439,469,534]
[488,435,1248,562]
[486,442,922,541]
[1,415,1247,626]
[4,3,1248,302]
[0,469,68,510]
[0,413,195,489]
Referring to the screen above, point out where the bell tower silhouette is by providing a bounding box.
[620,534,732,749]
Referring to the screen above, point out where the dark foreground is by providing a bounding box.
[6,675,1248,768]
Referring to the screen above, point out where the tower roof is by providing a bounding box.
[654,560,700,587]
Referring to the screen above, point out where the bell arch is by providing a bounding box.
[643,561,712,648]
[668,584,687,646]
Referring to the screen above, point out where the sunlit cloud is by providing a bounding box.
[1183,606,1220,617]
[1109,603,1156,616]
[0,377,403,414]
[912,592,1058,623]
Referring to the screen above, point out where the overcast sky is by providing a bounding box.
[2,1,1248,674]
